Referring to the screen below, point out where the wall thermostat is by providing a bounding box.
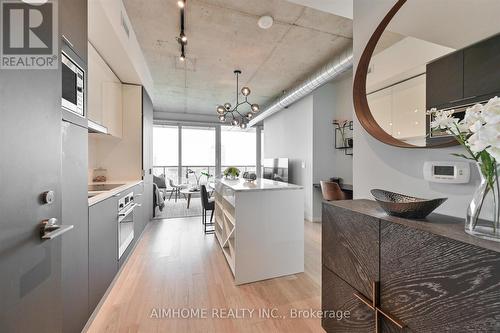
[423,161,470,184]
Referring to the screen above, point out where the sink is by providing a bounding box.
[88,184,125,192]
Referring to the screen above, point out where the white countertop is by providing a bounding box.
[216,178,303,192]
[88,180,143,206]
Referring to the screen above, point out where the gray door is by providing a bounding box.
[0,69,63,331]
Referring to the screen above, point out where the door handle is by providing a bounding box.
[40,218,74,240]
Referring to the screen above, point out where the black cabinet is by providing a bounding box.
[89,197,118,312]
[322,200,500,333]
[426,51,463,109]
[464,34,500,100]
[381,221,500,332]
[60,0,88,62]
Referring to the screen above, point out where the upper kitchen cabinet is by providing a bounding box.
[426,51,463,109]
[102,82,123,138]
[61,0,88,62]
[463,34,500,100]
[88,42,123,138]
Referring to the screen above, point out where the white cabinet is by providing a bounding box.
[367,74,426,143]
[102,82,123,138]
[88,42,123,138]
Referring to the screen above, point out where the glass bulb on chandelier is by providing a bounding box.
[224,103,232,110]
[251,104,260,113]
[241,87,251,96]
[231,119,240,126]
[218,115,226,122]
[216,105,226,114]
[240,122,247,129]
[246,112,253,120]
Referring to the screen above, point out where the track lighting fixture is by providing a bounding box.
[177,0,187,61]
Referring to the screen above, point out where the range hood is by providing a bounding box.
[87,119,109,135]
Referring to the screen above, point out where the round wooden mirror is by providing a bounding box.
[354,0,500,148]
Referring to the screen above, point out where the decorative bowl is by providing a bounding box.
[370,189,447,219]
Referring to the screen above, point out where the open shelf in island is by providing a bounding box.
[214,178,304,285]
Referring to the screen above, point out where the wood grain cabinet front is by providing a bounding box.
[322,200,500,333]
[322,203,379,298]
[381,221,500,333]
[322,265,375,332]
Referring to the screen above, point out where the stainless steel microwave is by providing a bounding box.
[61,52,84,117]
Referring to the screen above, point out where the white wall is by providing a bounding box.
[312,75,354,220]
[353,0,482,219]
[264,74,354,222]
[264,95,314,221]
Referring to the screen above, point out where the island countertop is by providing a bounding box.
[215,177,303,192]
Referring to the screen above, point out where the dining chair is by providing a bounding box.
[200,185,215,234]
[320,181,347,201]
[167,178,185,202]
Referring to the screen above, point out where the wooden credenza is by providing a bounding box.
[322,200,500,332]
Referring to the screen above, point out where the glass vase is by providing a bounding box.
[465,162,500,242]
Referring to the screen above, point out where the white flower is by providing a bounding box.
[430,109,460,131]
[461,103,484,133]
[487,146,500,162]
[482,96,500,125]
[468,122,500,156]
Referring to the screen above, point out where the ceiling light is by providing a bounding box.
[217,105,226,114]
[177,0,185,8]
[180,32,187,43]
[216,70,259,129]
[179,53,185,61]
[241,87,251,96]
[258,15,274,29]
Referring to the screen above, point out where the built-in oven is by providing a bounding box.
[118,192,137,259]
[61,51,85,117]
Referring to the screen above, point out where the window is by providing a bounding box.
[221,126,257,173]
[153,125,179,182]
[181,126,216,184]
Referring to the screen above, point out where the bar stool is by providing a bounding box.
[200,185,215,234]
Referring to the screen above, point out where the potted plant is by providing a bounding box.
[223,167,240,180]
[429,96,499,241]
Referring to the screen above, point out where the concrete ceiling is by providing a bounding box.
[286,0,352,19]
[122,0,352,116]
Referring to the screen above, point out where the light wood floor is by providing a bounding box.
[85,217,323,333]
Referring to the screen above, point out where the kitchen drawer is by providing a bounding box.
[322,265,374,332]
[322,203,379,297]
[89,195,118,312]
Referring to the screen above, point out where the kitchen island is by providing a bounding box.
[214,178,304,285]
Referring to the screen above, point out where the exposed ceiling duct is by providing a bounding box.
[248,47,353,127]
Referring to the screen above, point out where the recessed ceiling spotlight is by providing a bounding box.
[258,16,274,29]
[177,0,185,8]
